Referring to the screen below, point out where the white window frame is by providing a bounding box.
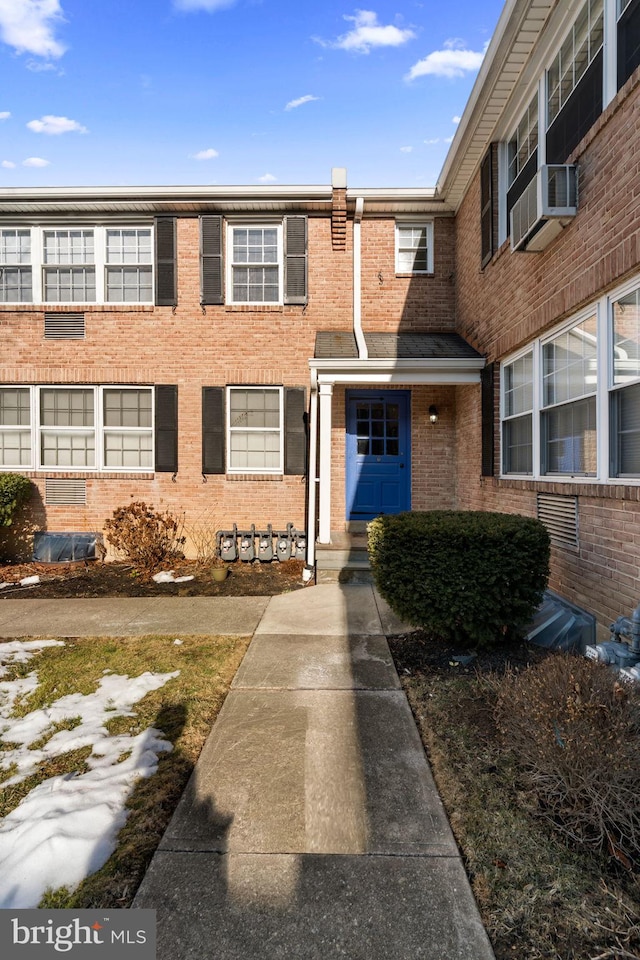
[507,92,539,187]
[546,0,605,129]
[395,221,434,275]
[500,275,640,485]
[226,385,284,474]
[501,347,535,475]
[225,222,283,306]
[0,386,33,469]
[0,385,155,472]
[0,225,154,305]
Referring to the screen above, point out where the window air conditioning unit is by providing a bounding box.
[511,164,578,252]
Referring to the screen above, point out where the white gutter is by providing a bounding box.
[353,197,368,360]
[306,366,319,571]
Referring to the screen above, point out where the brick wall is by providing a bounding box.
[454,77,640,634]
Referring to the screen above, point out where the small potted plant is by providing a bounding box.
[211,554,228,582]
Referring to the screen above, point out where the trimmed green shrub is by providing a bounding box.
[495,654,640,859]
[368,510,549,646]
[0,473,31,527]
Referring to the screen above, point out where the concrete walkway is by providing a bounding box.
[1,584,495,959]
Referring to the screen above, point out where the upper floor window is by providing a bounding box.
[507,94,539,186]
[0,226,154,305]
[227,224,282,304]
[0,229,32,302]
[547,0,604,127]
[395,223,434,274]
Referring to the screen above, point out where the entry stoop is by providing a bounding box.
[315,526,373,583]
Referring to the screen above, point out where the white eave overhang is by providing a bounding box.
[0,184,334,216]
[436,0,558,210]
[309,356,485,385]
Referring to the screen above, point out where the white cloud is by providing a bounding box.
[258,173,277,183]
[173,0,236,10]
[1,160,16,168]
[400,145,413,153]
[27,114,87,134]
[285,94,320,111]
[424,137,440,144]
[323,10,415,54]
[405,39,486,81]
[444,135,454,144]
[192,148,219,160]
[0,111,10,120]
[0,0,66,58]
[452,115,461,124]
[22,156,50,167]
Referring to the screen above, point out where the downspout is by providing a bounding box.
[305,365,319,572]
[353,197,368,360]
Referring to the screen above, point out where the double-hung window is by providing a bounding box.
[0,388,31,467]
[502,351,534,474]
[0,225,154,304]
[227,386,283,472]
[0,230,32,302]
[43,230,96,303]
[395,223,434,274]
[547,0,604,127]
[228,225,282,304]
[541,315,598,475]
[611,284,640,476]
[106,229,153,302]
[0,386,154,471]
[507,94,539,188]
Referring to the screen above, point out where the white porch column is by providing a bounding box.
[318,381,334,543]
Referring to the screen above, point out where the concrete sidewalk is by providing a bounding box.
[129,584,495,960]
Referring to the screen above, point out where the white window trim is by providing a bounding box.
[225,222,284,306]
[394,221,434,275]
[0,225,154,306]
[0,385,155,472]
[500,345,535,476]
[500,276,640,484]
[226,385,284,475]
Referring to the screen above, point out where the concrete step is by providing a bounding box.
[315,544,373,584]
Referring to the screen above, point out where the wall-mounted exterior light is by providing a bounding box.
[429,405,438,424]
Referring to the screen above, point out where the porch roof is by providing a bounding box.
[311,332,484,385]
[314,331,483,360]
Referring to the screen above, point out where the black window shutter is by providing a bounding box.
[480,150,494,268]
[201,216,224,305]
[155,385,178,473]
[284,387,307,475]
[284,216,307,305]
[202,387,225,474]
[155,218,177,306]
[481,363,495,477]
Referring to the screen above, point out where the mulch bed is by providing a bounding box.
[0,558,307,598]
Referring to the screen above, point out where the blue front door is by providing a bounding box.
[346,390,411,520]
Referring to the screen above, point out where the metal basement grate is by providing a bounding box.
[45,479,87,505]
[537,493,579,548]
[44,312,85,339]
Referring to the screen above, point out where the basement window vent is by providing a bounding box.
[33,531,99,563]
[537,493,578,549]
[44,312,85,339]
[45,478,87,506]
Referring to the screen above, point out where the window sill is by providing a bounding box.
[226,473,283,481]
[22,471,156,480]
[485,475,640,500]
[0,304,155,313]
[395,272,434,279]
[224,305,284,313]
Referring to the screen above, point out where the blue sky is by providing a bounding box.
[0,0,504,188]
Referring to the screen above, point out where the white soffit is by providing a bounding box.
[437,0,558,209]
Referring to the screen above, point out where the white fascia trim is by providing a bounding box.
[310,358,484,385]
